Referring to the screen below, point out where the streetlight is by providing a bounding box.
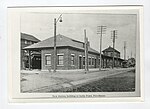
[53,14,62,72]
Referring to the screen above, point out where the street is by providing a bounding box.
[21,68,135,93]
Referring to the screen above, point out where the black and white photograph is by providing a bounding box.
[8,6,143,101]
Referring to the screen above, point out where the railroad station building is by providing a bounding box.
[21,33,41,69]
[24,34,124,70]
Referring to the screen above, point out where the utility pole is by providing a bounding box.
[53,14,62,72]
[111,30,117,69]
[97,26,106,71]
[54,18,57,72]
[124,41,126,60]
[84,29,89,73]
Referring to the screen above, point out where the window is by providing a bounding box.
[71,54,75,65]
[98,58,100,65]
[45,54,51,65]
[58,55,64,65]
[83,57,85,65]
[24,50,27,53]
[88,57,91,65]
[24,50,27,55]
[111,53,113,57]
[25,40,27,44]
[92,58,94,65]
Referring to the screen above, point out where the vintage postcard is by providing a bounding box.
[8,6,144,102]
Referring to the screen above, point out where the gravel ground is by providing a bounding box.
[20,68,135,92]
[58,69,135,92]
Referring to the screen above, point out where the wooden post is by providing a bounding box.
[124,41,126,60]
[28,50,31,70]
[87,39,89,71]
[99,27,102,71]
[112,30,117,69]
[84,29,89,73]
[97,26,106,71]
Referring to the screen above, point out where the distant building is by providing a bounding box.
[102,46,121,68]
[21,33,41,69]
[102,46,120,58]
[24,34,124,71]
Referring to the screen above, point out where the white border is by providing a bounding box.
[7,6,144,103]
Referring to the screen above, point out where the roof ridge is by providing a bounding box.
[57,34,85,43]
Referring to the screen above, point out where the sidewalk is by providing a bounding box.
[21,68,102,74]
[21,67,130,74]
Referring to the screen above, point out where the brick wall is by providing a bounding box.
[67,48,99,69]
[41,47,123,71]
[41,47,69,70]
[41,47,100,70]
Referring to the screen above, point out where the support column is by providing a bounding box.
[28,50,31,70]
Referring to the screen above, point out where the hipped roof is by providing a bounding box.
[24,34,99,54]
[102,46,120,53]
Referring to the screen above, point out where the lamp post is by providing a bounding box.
[53,14,62,72]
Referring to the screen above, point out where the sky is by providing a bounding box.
[21,13,137,59]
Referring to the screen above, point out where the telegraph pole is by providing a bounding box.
[84,29,89,73]
[124,41,126,60]
[97,26,107,71]
[111,30,117,69]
